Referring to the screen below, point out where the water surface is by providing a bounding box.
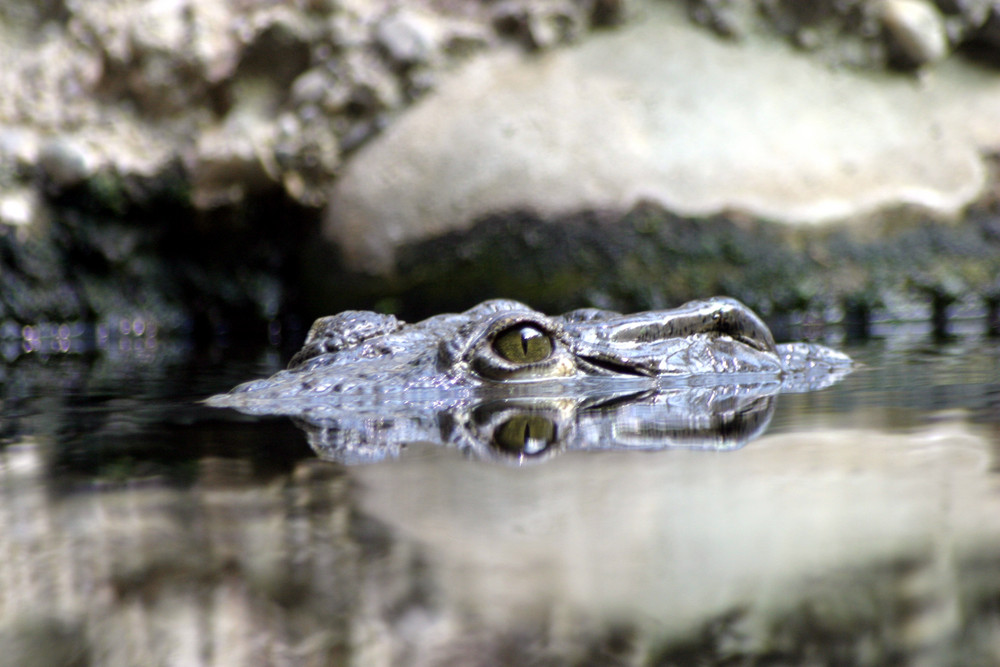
[1,336,999,666]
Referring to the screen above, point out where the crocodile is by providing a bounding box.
[208,297,850,428]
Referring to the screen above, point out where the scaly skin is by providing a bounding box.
[208,297,851,413]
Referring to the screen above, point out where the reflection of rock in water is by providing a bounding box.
[350,422,1000,666]
[0,444,364,665]
[2,424,1000,665]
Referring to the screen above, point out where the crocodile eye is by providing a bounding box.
[493,415,556,456]
[492,325,553,364]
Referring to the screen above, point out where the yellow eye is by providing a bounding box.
[492,325,553,364]
[493,415,557,456]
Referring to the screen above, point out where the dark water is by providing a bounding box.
[1,335,999,666]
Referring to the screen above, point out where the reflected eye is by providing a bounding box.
[493,415,557,456]
[492,325,553,364]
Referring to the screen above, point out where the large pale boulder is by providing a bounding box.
[326,1,1000,275]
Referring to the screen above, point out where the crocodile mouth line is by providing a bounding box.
[579,355,654,377]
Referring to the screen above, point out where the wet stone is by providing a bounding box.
[376,9,438,65]
[881,0,950,67]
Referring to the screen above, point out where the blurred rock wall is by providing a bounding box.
[2,0,1000,338]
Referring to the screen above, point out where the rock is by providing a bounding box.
[5,0,1000,334]
[274,113,341,207]
[0,189,41,228]
[0,0,995,231]
[328,0,380,49]
[72,0,239,115]
[324,1,1000,275]
[187,122,275,209]
[4,0,596,223]
[881,0,950,67]
[491,0,588,49]
[338,48,404,113]
[375,8,439,65]
[37,139,93,189]
[686,0,886,67]
[683,0,1000,69]
[0,128,39,170]
[686,0,758,38]
[290,68,333,108]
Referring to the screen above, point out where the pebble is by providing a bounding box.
[0,190,37,227]
[291,68,332,107]
[881,0,950,67]
[37,139,93,188]
[376,9,437,65]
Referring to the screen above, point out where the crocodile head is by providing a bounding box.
[207,298,850,414]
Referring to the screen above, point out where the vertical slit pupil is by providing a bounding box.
[520,327,542,355]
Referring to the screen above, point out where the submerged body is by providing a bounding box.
[208,298,851,414]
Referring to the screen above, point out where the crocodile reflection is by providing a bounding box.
[208,298,851,463]
[297,383,778,465]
